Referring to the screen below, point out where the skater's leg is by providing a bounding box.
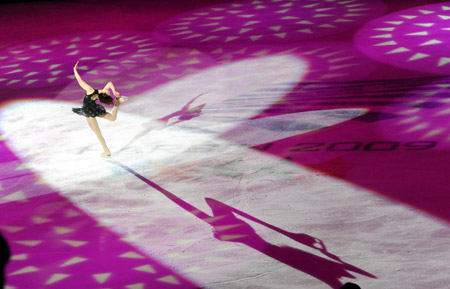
[86,117,111,156]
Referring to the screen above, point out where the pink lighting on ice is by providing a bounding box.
[0,0,450,289]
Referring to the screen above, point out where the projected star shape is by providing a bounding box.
[355,3,450,75]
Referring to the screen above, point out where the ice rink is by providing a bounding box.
[0,0,449,288]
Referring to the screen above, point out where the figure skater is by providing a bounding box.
[72,61,128,157]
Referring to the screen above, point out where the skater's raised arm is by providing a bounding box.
[73,61,94,94]
[101,81,120,97]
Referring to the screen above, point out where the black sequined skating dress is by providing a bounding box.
[72,89,106,117]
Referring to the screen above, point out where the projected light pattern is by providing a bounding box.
[0,193,201,288]
[0,160,55,205]
[0,31,163,89]
[0,55,373,288]
[355,3,450,75]
[56,46,218,102]
[57,40,373,105]
[199,42,376,82]
[155,0,385,44]
[383,79,450,140]
[0,100,375,288]
[4,55,310,168]
[252,76,450,224]
[2,0,450,288]
[258,76,450,141]
[4,96,450,288]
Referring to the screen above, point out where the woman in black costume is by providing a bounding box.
[72,61,128,157]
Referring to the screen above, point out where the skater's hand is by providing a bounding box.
[114,91,121,98]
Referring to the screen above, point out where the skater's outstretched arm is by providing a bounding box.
[73,61,95,94]
[101,82,120,97]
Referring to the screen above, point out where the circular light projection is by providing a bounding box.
[387,78,450,142]
[0,31,165,89]
[355,3,450,75]
[155,0,386,45]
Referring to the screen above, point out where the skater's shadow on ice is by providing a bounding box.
[117,93,207,153]
[108,159,376,289]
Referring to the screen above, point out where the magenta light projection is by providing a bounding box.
[53,40,376,107]
[0,193,201,288]
[155,0,386,44]
[255,75,450,222]
[76,41,375,102]
[196,42,377,82]
[0,31,164,89]
[55,45,218,103]
[2,0,450,289]
[355,2,450,75]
